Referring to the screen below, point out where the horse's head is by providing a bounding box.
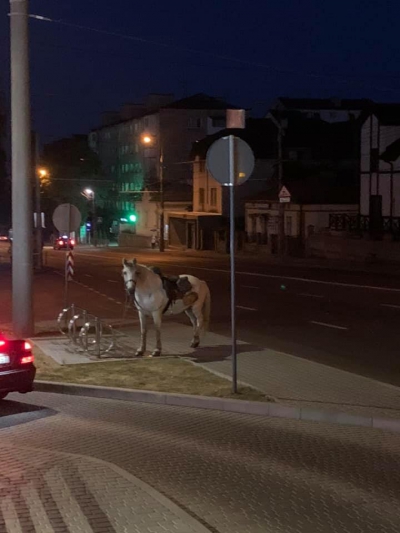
[122,258,140,294]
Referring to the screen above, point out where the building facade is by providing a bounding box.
[360,105,400,237]
[89,93,237,228]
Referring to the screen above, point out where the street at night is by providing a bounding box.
[45,246,400,387]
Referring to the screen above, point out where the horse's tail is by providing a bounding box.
[202,284,211,333]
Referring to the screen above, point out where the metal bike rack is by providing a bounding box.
[57,304,115,357]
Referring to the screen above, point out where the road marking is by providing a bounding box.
[242,285,259,289]
[84,274,92,277]
[299,293,324,299]
[237,305,257,311]
[107,279,118,283]
[381,303,400,309]
[57,251,400,293]
[310,321,348,330]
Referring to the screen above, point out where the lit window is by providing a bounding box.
[210,188,217,207]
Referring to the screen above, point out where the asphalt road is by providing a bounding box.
[1,390,400,533]
[45,246,400,386]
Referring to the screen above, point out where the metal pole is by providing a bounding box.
[34,133,42,270]
[278,122,285,257]
[159,145,165,252]
[10,0,34,337]
[63,204,71,308]
[228,135,237,394]
[92,194,97,246]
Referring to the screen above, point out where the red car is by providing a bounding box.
[53,236,75,250]
[0,337,36,400]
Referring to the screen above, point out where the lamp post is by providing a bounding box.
[142,134,165,252]
[82,188,96,246]
[35,167,47,269]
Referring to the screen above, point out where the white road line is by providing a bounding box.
[237,305,257,311]
[70,252,400,293]
[1,495,23,533]
[381,303,400,309]
[45,469,93,532]
[107,279,118,283]
[310,321,348,330]
[299,293,324,299]
[242,285,259,289]
[84,274,92,277]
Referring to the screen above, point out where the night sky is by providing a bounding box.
[1,0,400,142]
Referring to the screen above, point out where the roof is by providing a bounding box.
[191,118,278,159]
[275,97,374,111]
[92,93,240,131]
[380,137,400,162]
[372,104,400,125]
[164,93,239,110]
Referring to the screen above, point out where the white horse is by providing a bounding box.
[122,258,211,357]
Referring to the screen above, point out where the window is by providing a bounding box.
[211,117,225,128]
[210,188,217,207]
[199,188,205,209]
[370,148,379,172]
[285,216,293,236]
[188,117,202,129]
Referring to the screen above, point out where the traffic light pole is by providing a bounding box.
[10,0,34,337]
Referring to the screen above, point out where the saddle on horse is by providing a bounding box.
[150,267,198,311]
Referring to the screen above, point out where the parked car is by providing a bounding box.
[0,336,36,400]
[53,236,75,250]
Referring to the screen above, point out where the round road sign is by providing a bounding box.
[206,135,255,186]
[52,203,82,233]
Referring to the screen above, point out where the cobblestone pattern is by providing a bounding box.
[2,392,400,533]
[0,442,209,533]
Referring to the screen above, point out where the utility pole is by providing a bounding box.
[10,0,34,336]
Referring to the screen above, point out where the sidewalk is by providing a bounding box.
[35,320,400,423]
[0,442,209,533]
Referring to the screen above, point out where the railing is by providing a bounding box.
[329,214,400,235]
[57,304,115,357]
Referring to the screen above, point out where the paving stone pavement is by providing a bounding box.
[1,392,400,533]
[35,321,400,420]
[0,442,210,533]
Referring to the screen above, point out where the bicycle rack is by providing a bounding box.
[57,304,116,358]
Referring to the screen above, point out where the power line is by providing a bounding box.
[28,13,400,93]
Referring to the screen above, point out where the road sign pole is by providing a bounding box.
[63,204,71,309]
[228,135,238,394]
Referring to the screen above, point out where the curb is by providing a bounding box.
[34,381,400,434]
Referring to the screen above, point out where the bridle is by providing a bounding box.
[123,269,167,314]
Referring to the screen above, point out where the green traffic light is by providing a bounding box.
[129,214,137,223]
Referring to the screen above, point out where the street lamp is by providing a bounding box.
[82,188,96,246]
[141,134,165,252]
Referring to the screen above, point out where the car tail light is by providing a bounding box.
[70,239,75,246]
[21,355,34,364]
[24,341,32,351]
[0,340,6,348]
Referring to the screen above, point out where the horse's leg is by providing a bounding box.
[151,311,162,357]
[185,308,200,348]
[136,311,147,356]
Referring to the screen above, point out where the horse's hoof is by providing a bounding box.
[190,339,200,348]
[151,350,161,357]
[136,350,144,357]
